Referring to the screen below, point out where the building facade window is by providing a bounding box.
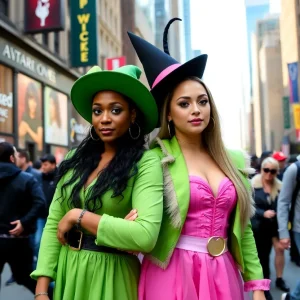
[42,33,49,46]
[0,0,8,16]
[54,32,60,55]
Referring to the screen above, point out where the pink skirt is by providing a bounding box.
[139,248,248,300]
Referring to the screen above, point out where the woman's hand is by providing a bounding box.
[124,209,138,221]
[263,210,276,219]
[57,209,80,245]
[253,290,266,300]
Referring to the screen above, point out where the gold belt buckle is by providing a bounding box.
[207,236,226,257]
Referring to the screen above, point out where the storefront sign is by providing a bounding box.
[288,62,299,104]
[0,64,13,134]
[293,104,300,128]
[296,130,300,142]
[70,0,98,67]
[0,38,56,85]
[106,56,126,70]
[24,0,65,33]
[282,96,291,129]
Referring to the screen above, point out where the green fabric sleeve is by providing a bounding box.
[96,151,163,253]
[31,180,66,281]
[232,149,264,281]
[241,221,264,281]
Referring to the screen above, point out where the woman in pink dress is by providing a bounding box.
[128,18,271,300]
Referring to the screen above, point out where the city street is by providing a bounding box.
[1,249,300,300]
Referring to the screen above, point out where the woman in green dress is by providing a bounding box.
[31,65,164,300]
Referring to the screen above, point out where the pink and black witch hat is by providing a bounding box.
[128,18,208,114]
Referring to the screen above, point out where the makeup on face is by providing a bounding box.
[169,80,211,135]
[91,91,134,142]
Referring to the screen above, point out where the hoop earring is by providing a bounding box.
[89,125,100,141]
[210,117,216,130]
[167,121,172,137]
[129,122,141,140]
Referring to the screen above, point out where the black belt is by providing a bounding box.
[66,229,127,255]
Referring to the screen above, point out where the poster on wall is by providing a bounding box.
[18,73,43,151]
[70,105,89,147]
[0,64,13,134]
[44,86,68,146]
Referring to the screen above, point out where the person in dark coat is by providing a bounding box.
[32,154,58,258]
[0,142,44,294]
[40,154,58,217]
[5,148,45,286]
[251,157,289,299]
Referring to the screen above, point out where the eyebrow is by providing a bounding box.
[176,94,208,101]
[92,102,123,107]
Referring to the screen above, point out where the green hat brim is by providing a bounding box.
[71,71,158,134]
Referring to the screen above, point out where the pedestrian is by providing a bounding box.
[0,142,44,294]
[16,149,43,184]
[250,154,259,179]
[278,156,300,300]
[33,160,42,171]
[272,151,287,181]
[31,65,163,300]
[128,18,270,300]
[258,151,273,172]
[251,157,289,299]
[5,148,45,286]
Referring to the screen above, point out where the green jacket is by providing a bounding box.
[146,137,264,283]
[31,151,163,281]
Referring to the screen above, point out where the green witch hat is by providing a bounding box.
[71,65,158,134]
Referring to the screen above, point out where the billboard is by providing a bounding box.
[24,0,65,33]
[288,62,299,104]
[44,86,68,146]
[70,0,98,67]
[0,64,13,134]
[17,73,43,151]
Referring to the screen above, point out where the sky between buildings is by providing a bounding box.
[190,0,280,149]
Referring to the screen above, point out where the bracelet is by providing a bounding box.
[76,209,87,228]
[34,292,48,298]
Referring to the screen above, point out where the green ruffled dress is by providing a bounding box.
[31,151,163,300]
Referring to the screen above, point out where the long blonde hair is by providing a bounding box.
[157,77,254,229]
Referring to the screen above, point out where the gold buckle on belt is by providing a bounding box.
[69,230,83,251]
[207,236,226,257]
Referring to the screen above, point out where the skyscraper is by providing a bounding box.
[245,0,270,95]
[154,0,182,62]
[183,0,193,61]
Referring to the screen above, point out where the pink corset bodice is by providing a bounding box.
[181,176,237,238]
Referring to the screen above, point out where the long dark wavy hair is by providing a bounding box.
[56,96,148,211]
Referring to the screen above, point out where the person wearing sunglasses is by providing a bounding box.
[251,157,290,300]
